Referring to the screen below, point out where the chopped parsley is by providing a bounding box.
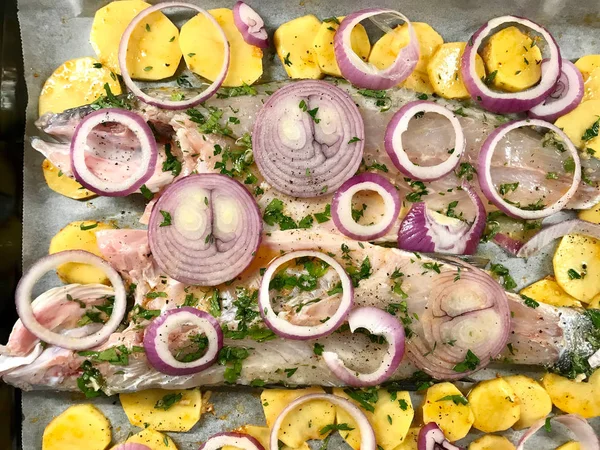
[417,92,428,100]
[154,393,183,410]
[162,143,182,177]
[568,268,584,280]
[140,184,153,200]
[80,222,98,231]
[76,360,105,398]
[131,304,161,323]
[546,172,559,180]
[490,263,517,290]
[313,343,325,355]
[582,117,600,141]
[422,262,442,274]
[216,83,258,99]
[208,290,222,317]
[498,182,519,196]
[483,70,498,86]
[323,17,341,24]
[437,394,468,405]
[307,107,321,123]
[182,292,199,307]
[299,215,314,229]
[146,291,167,299]
[362,159,389,173]
[284,52,292,66]
[343,387,379,412]
[77,345,143,366]
[320,423,355,435]
[90,83,131,111]
[348,136,362,144]
[455,162,477,181]
[520,294,539,309]
[159,210,172,227]
[263,198,298,230]
[544,417,552,432]
[357,89,391,112]
[405,178,429,202]
[453,349,480,372]
[284,367,298,378]
[563,157,576,173]
[218,346,249,383]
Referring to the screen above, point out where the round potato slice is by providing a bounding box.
[468,378,520,433]
[553,233,600,302]
[42,404,111,450]
[469,435,515,450]
[556,442,581,450]
[422,382,474,441]
[427,42,485,99]
[503,375,552,429]
[42,159,95,200]
[579,201,600,224]
[125,428,177,450]
[38,57,121,116]
[542,370,600,418]
[555,100,600,156]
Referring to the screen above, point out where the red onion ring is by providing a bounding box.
[398,182,486,255]
[334,9,419,90]
[478,119,581,219]
[516,414,599,450]
[200,432,265,450]
[15,251,127,351]
[528,59,584,122]
[233,1,268,49]
[331,173,400,241]
[418,423,463,450]
[322,306,405,386]
[384,101,466,181]
[70,109,157,197]
[148,174,262,286]
[461,16,562,114]
[143,307,223,376]
[270,394,376,450]
[118,2,230,110]
[406,261,511,380]
[253,80,364,197]
[113,444,152,450]
[516,219,600,258]
[259,251,353,340]
[493,233,524,255]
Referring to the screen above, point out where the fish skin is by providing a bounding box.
[33,82,600,241]
[0,229,594,394]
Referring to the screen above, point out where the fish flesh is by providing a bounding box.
[32,82,600,243]
[0,229,595,395]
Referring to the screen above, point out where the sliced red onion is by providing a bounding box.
[253,80,364,197]
[528,59,584,122]
[148,174,262,286]
[322,306,405,386]
[144,307,223,376]
[200,432,265,450]
[70,109,157,197]
[516,219,600,258]
[406,261,511,380]
[398,182,486,255]
[331,173,400,241]
[461,16,562,114]
[259,251,353,340]
[418,423,463,450]
[334,9,419,90]
[15,251,127,351]
[478,119,581,219]
[384,101,466,181]
[516,414,600,450]
[113,444,152,450]
[493,233,524,255]
[118,2,229,110]
[233,1,268,49]
[270,393,376,450]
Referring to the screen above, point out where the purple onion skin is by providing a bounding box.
[397,202,436,253]
[232,1,269,49]
[417,423,464,450]
[198,432,265,450]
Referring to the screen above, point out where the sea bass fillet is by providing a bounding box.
[32,82,600,242]
[0,229,595,395]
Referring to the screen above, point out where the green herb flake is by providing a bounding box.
[437,394,468,405]
[159,210,172,227]
[140,184,153,200]
[453,349,480,372]
[314,343,325,356]
[582,117,600,141]
[284,53,292,66]
[80,222,98,231]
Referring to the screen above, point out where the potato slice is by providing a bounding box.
[334,388,414,450]
[579,201,600,224]
[49,221,117,285]
[576,54,600,102]
[427,42,485,99]
[180,8,263,87]
[120,388,202,432]
[42,404,111,450]
[468,378,520,433]
[42,159,95,200]
[222,425,310,450]
[38,57,121,116]
[312,18,370,77]
[481,26,542,92]
[589,294,600,309]
[542,369,600,418]
[553,233,600,302]
[126,429,177,450]
[519,277,583,308]
[274,15,323,79]
[394,427,420,450]
[503,375,552,429]
[260,387,334,448]
[422,382,474,441]
[554,100,600,156]
[557,442,581,450]
[575,55,600,79]
[90,0,181,80]
[468,435,515,450]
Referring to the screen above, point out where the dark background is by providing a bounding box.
[0,0,25,447]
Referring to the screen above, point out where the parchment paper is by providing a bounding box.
[16,0,600,448]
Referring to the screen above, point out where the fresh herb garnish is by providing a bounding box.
[154,393,183,410]
[263,198,298,230]
[209,290,222,317]
[284,367,298,378]
[218,346,249,383]
[284,52,292,66]
[357,89,392,112]
[455,162,477,181]
[582,117,600,141]
[320,423,355,435]
[453,349,480,372]
[140,184,153,200]
[162,143,182,177]
[314,343,325,355]
[90,83,131,111]
[216,83,257,99]
[490,263,517,290]
[80,222,98,231]
[437,394,468,405]
[498,182,519,196]
[343,387,379,412]
[520,294,539,309]
[159,210,172,227]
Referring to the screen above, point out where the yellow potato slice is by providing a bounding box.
[468,435,515,450]
[553,233,600,302]
[422,382,474,441]
[468,378,520,433]
[126,429,177,450]
[222,425,309,450]
[394,427,420,450]
[39,57,121,116]
[575,55,600,79]
[42,159,95,200]
[334,388,414,450]
[49,221,117,285]
[312,18,370,77]
[427,42,486,99]
[576,54,600,102]
[90,0,181,80]
[180,8,263,87]
[519,277,583,308]
[557,442,581,450]
[260,387,334,448]
[542,369,600,418]
[120,388,202,432]
[274,15,323,79]
[554,100,600,155]
[503,375,552,429]
[481,26,542,92]
[42,404,111,450]
[579,201,600,224]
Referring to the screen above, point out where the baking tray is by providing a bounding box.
[14,0,600,448]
